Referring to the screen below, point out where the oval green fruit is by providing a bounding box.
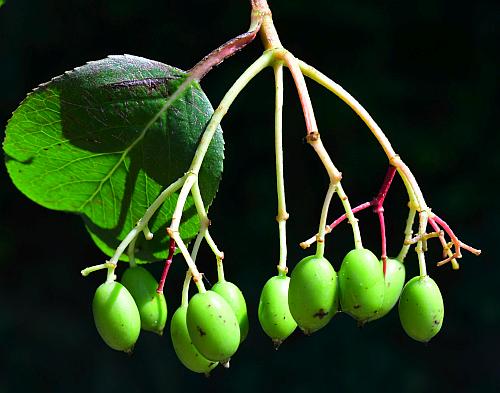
[369,258,406,321]
[121,266,167,335]
[398,275,444,342]
[258,275,297,346]
[211,280,249,342]
[92,281,141,352]
[171,306,218,374]
[186,290,240,362]
[288,255,338,334]
[338,248,385,322]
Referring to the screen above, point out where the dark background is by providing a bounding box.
[0,0,498,392]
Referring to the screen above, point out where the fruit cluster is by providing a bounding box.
[84,0,479,376]
[92,246,444,375]
[260,250,443,346]
[92,265,249,375]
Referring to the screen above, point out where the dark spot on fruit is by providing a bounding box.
[197,326,206,336]
[353,304,361,309]
[313,308,328,319]
[208,304,212,308]
[283,316,286,319]
[434,320,440,325]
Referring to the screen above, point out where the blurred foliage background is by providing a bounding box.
[0,0,498,392]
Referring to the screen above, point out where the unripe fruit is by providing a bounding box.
[212,280,249,342]
[369,258,406,321]
[288,255,338,334]
[258,275,297,346]
[121,266,167,335]
[187,291,240,362]
[339,248,385,322]
[398,275,444,342]
[171,306,218,375]
[92,281,141,352]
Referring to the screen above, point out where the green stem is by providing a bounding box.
[181,270,192,307]
[106,266,116,283]
[335,183,363,249]
[169,51,273,234]
[205,230,224,260]
[416,211,429,276]
[191,182,225,281]
[315,183,336,258]
[190,227,205,266]
[81,262,115,277]
[169,231,206,293]
[397,206,417,261]
[80,175,185,276]
[127,236,137,267]
[273,63,289,275]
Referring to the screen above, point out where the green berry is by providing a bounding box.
[121,266,167,335]
[92,281,141,352]
[288,255,338,334]
[171,306,218,375]
[338,248,385,323]
[369,258,406,321]
[398,275,444,342]
[211,280,249,342]
[258,275,297,346]
[186,290,240,362]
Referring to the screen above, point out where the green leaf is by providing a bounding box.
[3,55,224,263]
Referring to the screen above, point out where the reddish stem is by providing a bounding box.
[377,208,388,275]
[374,166,397,205]
[328,202,372,231]
[428,217,449,257]
[283,52,318,134]
[326,166,396,275]
[372,166,396,275]
[432,214,462,259]
[157,238,176,294]
[189,23,262,80]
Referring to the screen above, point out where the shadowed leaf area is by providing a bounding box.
[3,55,224,263]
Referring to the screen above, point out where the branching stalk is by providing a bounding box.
[298,60,428,213]
[80,176,185,277]
[280,51,362,249]
[166,51,274,286]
